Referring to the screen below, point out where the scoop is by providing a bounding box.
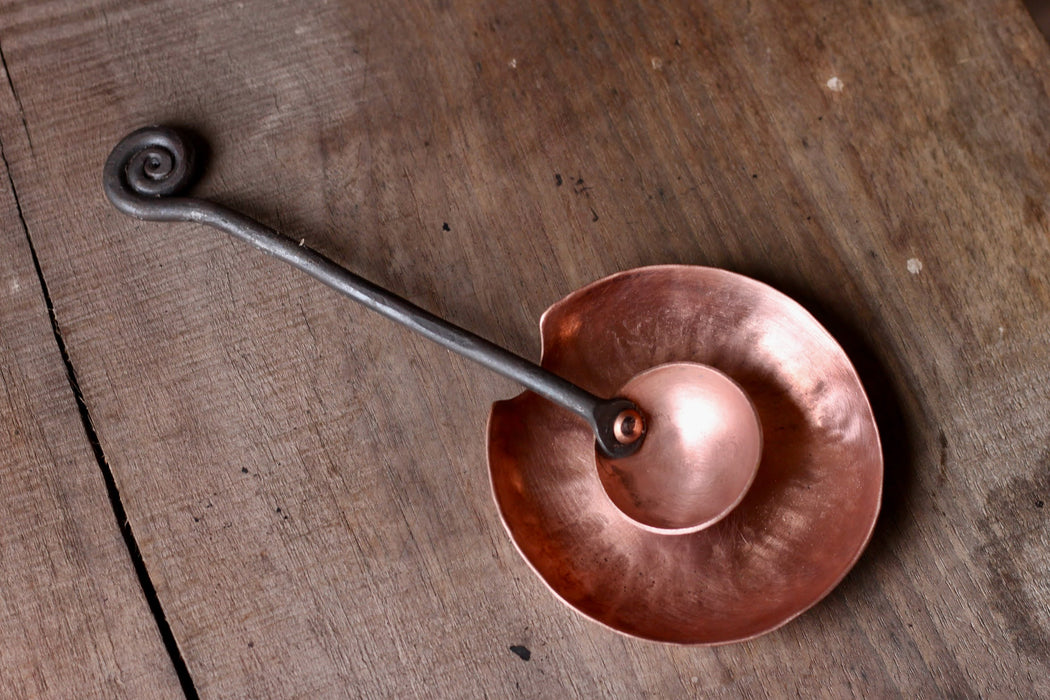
[103,125,763,535]
[596,362,762,533]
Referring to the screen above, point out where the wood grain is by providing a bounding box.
[0,82,182,698]
[0,0,1047,695]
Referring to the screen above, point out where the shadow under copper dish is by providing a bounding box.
[488,266,883,645]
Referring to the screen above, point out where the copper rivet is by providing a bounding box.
[613,408,644,444]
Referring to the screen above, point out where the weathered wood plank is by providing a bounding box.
[0,84,182,699]
[1,0,1047,695]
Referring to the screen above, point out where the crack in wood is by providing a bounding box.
[0,39,32,153]
[0,131,198,699]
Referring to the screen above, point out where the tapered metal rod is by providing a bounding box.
[102,126,643,457]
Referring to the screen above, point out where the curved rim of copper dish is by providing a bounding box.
[486,265,883,645]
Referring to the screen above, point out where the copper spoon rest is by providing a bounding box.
[491,265,882,643]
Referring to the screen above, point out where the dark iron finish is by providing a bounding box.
[102,126,643,458]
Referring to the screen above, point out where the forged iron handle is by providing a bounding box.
[102,126,644,458]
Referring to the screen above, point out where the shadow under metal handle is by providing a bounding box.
[102,126,644,458]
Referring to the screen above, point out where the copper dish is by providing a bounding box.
[489,266,883,644]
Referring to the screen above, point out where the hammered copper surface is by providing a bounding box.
[595,362,763,534]
[488,266,883,644]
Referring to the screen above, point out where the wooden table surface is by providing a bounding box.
[1,0,1048,696]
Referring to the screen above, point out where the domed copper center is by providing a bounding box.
[596,362,762,534]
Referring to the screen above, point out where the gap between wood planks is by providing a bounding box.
[0,81,199,698]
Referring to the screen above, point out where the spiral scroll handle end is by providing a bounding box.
[103,125,200,222]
